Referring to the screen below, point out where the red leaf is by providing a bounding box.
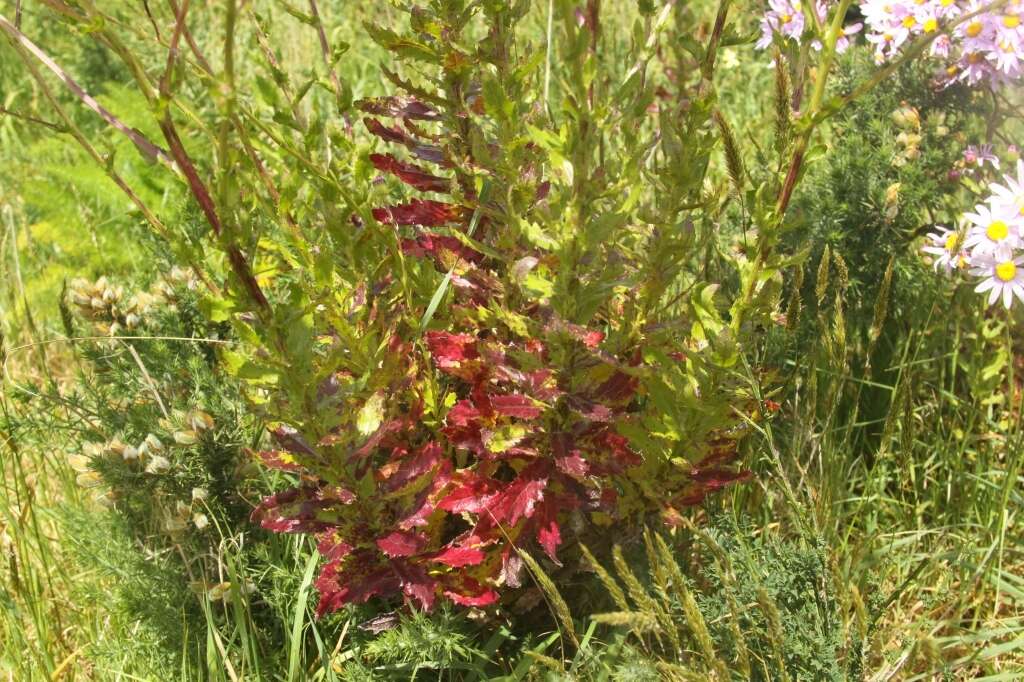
[315,553,400,616]
[555,452,589,478]
[372,199,463,227]
[593,371,639,402]
[253,449,301,472]
[490,394,544,420]
[369,153,450,193]
[446,399,481,427]
[402,234,482,265]
[364,117,412,144]
[397,459,452,530]
[271,425,318,457]
[443,578,499,607]
[251,488,334,533]
[689,467,752,490]
[393,561,437,611]
[598,429,642,468]
[537,517,562,563]
[364,118,446,164]
[376,530,427,557]
[438,476,499,514]
[491,476,547,525]
[426,331,479,367]
[316,531,353,563]
[433,545,486,568]
[385,442,443,491]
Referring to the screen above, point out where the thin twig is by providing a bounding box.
[0,14,176,171]
[0,105,65,132]
[121,341,170,419]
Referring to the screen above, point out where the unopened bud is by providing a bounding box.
[189,411,214,432]
[173,430,199,446]
[145,455,171,474]
[67,454,92,472]
[76,471,102,488]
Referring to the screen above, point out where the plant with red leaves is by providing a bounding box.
[241,1,771,616]
[13,0,805,619]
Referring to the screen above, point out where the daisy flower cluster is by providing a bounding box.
[924,160,1024,309]
[861,0,1024,86]
[756,0,862,51]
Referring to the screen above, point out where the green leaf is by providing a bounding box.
[357,392,385,436]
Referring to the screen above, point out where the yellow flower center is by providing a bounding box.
[967,21,984,37]
[941,0,954,5]
[903,15,917,28]
[996,260,1017,282]
[782,13,793,23]
[968,52,984,64]
[1005,15,1021,28]
[924,18,939,32]
[944,233,960,252]
[987,220,1010,241]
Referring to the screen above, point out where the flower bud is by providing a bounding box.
[189,411,215,432]
[192,487,209,502]
[67,453,92,472]
[76,471,102,488]
[173,430,199,445]
[192,513,209,530]
[105,438,127,457]
[144,434,164,453]
[145,455,171,474]
[122,445,140,461]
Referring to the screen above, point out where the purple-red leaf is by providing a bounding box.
[438,475,499,514]
[443,578,499,607]
[433,545,486,567]
[357,96,440,120]
[402,234,482,265]
[253,449,301,472]
[372,199,463,227]
[555,452,589,478]
[369,153,450,193]
[491,476,547,526]
[393,561,437,611]
[426,331,479,367]
[537,517,561,563]
[364,118,446,164]
[490,394,544,420]
[376,531,428,557]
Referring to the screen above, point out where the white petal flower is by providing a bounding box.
[971,254,1024,308]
